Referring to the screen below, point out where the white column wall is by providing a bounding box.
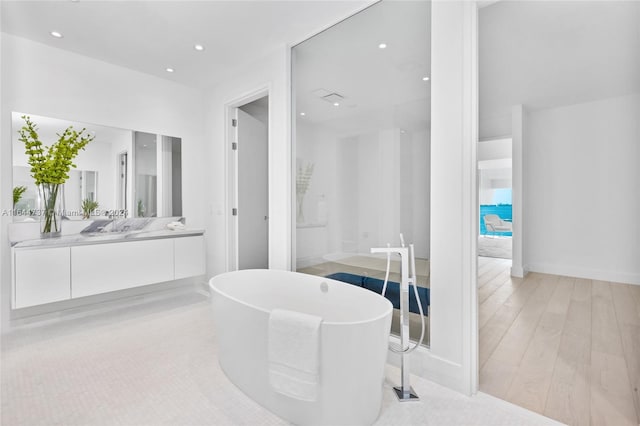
[204,48,291,275]
[393,0,477,395]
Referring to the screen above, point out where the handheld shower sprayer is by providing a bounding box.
[371,234,426,401]
[382,243,391,297]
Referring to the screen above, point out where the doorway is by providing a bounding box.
[227,94,269,270]
[477,2,640,423]
[478,137,513,260]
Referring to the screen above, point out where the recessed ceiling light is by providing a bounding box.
[422,76,430,81]
[333,102,340,107]
[194,44,205,51]
[50,31,63,38]
[300,112,306,116]
[378,43,387,49]
[166,68,174,73]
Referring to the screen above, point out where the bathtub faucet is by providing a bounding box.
[371,236,420,402]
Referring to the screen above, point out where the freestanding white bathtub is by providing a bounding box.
[209,269,393,425]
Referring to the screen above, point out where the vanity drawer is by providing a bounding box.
[174,235,206,279]
[13,247,71,308]
[71,239,174,298]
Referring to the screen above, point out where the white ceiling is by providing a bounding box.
[1,0,372,90]
[4,1,636,138]
[479,1,640,135]
[294,0,431,136]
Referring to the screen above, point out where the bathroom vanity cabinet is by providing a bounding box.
[13,246,72,308]
[12,234,205,309]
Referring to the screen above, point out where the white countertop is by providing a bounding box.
[12,228,205,249]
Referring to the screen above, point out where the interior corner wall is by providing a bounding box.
[479,112,511,140]
[511,105,525,277]
[524,93,640,284]
[203,47,290,277]
[1,34,207,330]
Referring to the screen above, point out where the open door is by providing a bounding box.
[232,96,269,269]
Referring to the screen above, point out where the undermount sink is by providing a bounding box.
[81,218,152,235]
[83,233,127,240]
[80,219,113,234]
[109,218,152,233]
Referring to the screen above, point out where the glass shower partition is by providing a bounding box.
[292,0,432,346]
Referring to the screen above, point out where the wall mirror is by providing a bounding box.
[11,112,182,221]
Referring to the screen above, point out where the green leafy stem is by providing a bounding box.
[19,115,94,234]
[13,186,27,206]
[18,115,94,185]
[82,198,99,219]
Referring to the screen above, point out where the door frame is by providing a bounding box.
[224,86,271,272]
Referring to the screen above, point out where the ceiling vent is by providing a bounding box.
[311,88,346,104]
[311,88,332,98]
[321,93,345,103]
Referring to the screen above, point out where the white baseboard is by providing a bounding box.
[387,336,470,395]
[527,263,640,285]
[510,264,526,278]
[7,277,207,325]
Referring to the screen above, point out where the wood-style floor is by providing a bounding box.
[478,256,640,426]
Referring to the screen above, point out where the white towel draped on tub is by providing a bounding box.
[268,309,322,401]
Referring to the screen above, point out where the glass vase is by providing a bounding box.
[296,194,305,224]
[39,183,63,238]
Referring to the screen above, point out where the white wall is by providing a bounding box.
[204,48,290,275]
[1,34,206,328]
[415,0,477,395]
[477,137,511,161]
[479,113,511,141]
[408,129,431,259]
[295,119,337,265]
[525,93,640,284]
[295,123,430,265]
[478,167,511,205]
[478,138,512,205]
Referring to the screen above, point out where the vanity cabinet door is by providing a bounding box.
[174,236,206,279]
[71,239,174,298]
[13,247,71,308]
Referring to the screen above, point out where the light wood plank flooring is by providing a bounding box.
[478,256,640,426]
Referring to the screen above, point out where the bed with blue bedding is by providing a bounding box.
[325,272,430,316]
